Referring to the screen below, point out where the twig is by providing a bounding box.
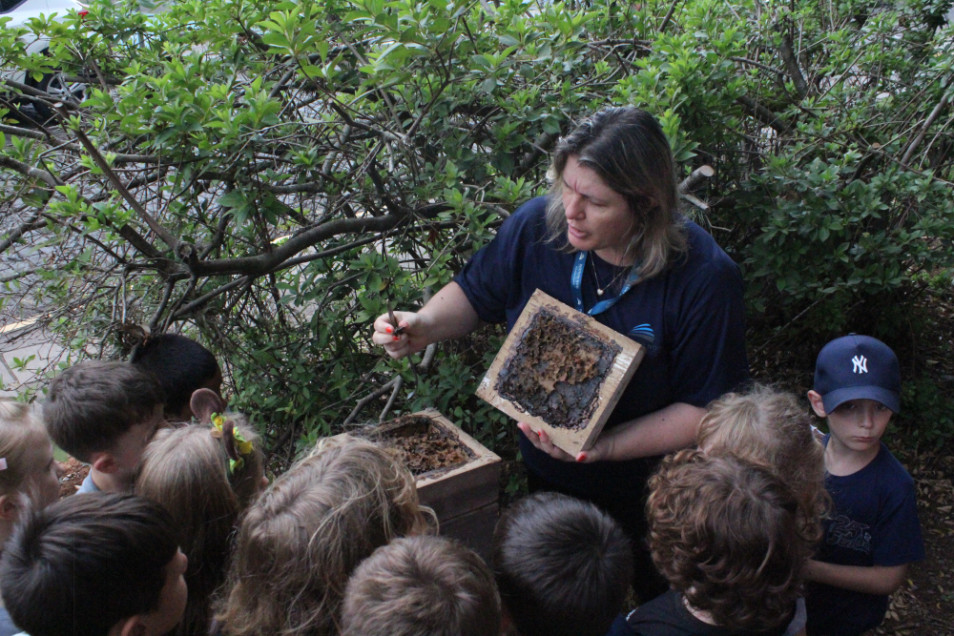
[678,165,714,193]
[659,0,681,33]
[900,74,953,166]
[341,376,402,428]
[53,105,179,251]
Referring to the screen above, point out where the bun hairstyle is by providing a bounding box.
[135,389,264,636]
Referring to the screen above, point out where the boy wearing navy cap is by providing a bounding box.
[803,335,924,636]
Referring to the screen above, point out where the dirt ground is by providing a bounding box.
[875,449,954,635]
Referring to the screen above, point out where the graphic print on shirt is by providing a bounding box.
[826,513,873,554]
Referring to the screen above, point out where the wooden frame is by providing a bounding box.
[339,409,502,558]
[476,289,644,456]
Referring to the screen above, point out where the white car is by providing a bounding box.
[1,0,87,119]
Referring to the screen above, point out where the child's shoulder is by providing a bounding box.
[827,441,916,511]
[862,443,916,496]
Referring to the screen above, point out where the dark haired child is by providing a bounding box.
[135,389,266,636]
[804,335,924,635]
[492,491,633,636]
[43,361,164,493]
[215,434,433,636]
[341,535,501,636]
[131,333,223,421]
[624,450,810,636]
[0,492,188,636]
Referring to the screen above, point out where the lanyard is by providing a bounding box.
[570,251,640,316]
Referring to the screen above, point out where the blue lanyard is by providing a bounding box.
[570,251,640,316]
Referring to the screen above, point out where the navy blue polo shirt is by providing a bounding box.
[455,196,749,499]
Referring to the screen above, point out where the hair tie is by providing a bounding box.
[210,413,254,474]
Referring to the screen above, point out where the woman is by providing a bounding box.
[372,107,748,598]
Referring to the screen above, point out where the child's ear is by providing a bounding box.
[0,494,19,521]
[91,451,119,475]
[190,388,227,424]
[106,615,144,636]
[807,390,827,418]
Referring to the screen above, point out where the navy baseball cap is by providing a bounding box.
[813,334,901,413]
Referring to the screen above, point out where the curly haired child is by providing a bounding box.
[215,434,433,636]
[135,389,266,636]
[0,399,63,636]
[341,535,501,636]
[696,384,828,547]
[626,450,812,635]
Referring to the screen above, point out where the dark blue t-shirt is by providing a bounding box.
[455,196,749,499]
[805,436,924,635]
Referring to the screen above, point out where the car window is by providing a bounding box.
[1,0,29,13]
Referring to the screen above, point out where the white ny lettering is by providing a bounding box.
[852,355,868,374]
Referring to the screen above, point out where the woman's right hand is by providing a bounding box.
[369,282,482,360]
[371,311,428,359]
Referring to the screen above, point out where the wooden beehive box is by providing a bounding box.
[347,409,502,559]
[476,289,644,456]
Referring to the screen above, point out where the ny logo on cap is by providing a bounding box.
[852,355,868,374]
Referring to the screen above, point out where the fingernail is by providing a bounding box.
[385,325,393,334]
[576,452,587,462]
[534,430,541,438]
[392,336,399,342]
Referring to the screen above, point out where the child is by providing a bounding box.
[492,491,633,636]
[626,450,810,635]
[43,360,164,493]
[697,384,828,549]
[135,389,266,636]
[804,334,924,635]
[215,434,433,636]
[0,492,188,636]
[340,535,501,636]
[131,333,223,422]
[0,399,63,636]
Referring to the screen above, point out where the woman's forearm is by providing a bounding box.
[595,402,705,461]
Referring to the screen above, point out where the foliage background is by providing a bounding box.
[2,0,953,464]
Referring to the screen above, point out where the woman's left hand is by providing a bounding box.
[516,422,607,463]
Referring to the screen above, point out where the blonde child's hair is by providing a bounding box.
[135,416,264,636]
[0,399,53,502]
[215,434,433,636]
[696,384,828,541]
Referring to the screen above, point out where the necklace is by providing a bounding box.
[590,252,628,296]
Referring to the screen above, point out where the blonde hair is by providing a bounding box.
[0,399,52,501]
[135,417,264,636]
[216,434,433,636]
[697,384,828,542]
[545,107,687,281]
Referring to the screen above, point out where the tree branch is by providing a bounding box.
[56,106,179,251]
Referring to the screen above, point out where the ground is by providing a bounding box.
[876,449,954,635]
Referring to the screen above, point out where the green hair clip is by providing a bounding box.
[210,412,254,474]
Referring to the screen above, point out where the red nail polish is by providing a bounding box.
[576,452,587,462]
[392,336,399,342]
[385,325,393,334]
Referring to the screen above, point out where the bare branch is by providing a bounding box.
[900,74,953,166]
[777,29,809,99]
[55,106,180,251]
[679,165,715,193]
